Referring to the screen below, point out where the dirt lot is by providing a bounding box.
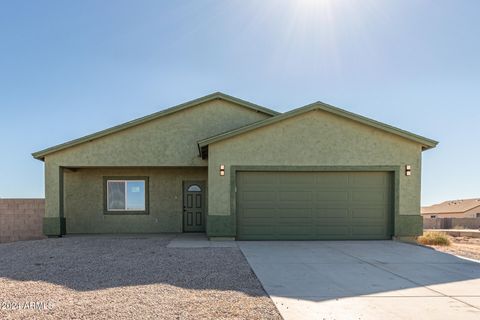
[429,236,480,261]
[0,236,281,320]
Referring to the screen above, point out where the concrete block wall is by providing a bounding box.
[423,217,480,230]
[0,199,45,243]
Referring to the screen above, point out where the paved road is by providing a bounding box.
[239,240,480,320]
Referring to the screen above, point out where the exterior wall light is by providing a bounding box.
[220,165,225,176]
[405,165,412,176]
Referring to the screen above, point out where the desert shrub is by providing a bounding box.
[418,232,451,246]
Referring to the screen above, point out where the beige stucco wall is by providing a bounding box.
[208,109,423,217]
[43,99,271,220]
[64,167,207,233]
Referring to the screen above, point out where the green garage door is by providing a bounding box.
[237,171,393,240]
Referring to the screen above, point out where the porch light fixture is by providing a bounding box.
[220,165,225,176]
[405,165,412,176]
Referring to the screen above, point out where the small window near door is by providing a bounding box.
[187,185,201,192]
[430,215,436,218]
[104,177,148,214]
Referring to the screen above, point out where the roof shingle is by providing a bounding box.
[422,198,480,214]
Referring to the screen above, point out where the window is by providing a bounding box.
[476,213,480,218]
[187,184,202,192]
[430,215,436,218]
[104,177,148,214]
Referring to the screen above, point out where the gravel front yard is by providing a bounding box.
[430,236,480,261]
[0,235,281,320]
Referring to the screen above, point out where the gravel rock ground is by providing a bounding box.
[0,235,281,320]
[430,236,480,261]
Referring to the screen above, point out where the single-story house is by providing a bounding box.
[422,199,480,218]
[33,92,438,240]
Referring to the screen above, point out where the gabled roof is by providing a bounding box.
[32,92,279,161]
[422,198,480,215]
[198,101,438,155]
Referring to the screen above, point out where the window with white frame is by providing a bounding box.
[106,179,146,212]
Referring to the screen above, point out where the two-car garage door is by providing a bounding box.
[236,171,393,240]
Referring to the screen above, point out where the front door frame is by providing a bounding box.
[182,180,206,233]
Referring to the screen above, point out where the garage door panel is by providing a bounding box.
[238,172,278,184]
[313,219,351,227]
[315,174,349,186]
[351,220,386,226]
[352,225,388,237]
[276,186,316,192]
[239,185,278,192]
[277,208,312,218]
[240,216,275,223]
[240,201,279,209]
[351,173,387,186]
[276,224,315,235]
[278,174,315,184]
[315,225,350,236]
[351,208,387,219]
[240,217,278,226]
[347,202,388,208]
[279,191,312,201]
[238,225,275,236]
[315,191,349,201]
[350,234,386,240]
[240,208,278,218]
[277,217,313,224]
[313,208,349,218]
[237,171,393,240]
[276,202,312,209]
[351,190,387,202]
[241,191,277,201]
[313,202,350,210]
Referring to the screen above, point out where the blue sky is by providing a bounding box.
[0,0,478,205]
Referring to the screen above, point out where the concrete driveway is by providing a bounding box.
[239,241,480,320]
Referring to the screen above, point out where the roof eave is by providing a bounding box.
[422,143,438,151]
[31,92,279,161]
[198,101,439,150]
[312,101,439,151]
[422,202,480,214]
[32,153,45,161]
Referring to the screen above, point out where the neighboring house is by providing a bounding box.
[32,92,438,240]
[422,199,480,218]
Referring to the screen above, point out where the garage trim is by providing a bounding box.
[230,166,401,240]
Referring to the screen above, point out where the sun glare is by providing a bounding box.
[235,0,382,78]
[294,0,334,11]
[296,0,326,6]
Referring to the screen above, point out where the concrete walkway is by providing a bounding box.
[239,241,480,320]
[167,233,237,248]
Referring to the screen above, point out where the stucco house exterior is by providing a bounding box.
[33,92,437,240]
[422,199,480,218]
